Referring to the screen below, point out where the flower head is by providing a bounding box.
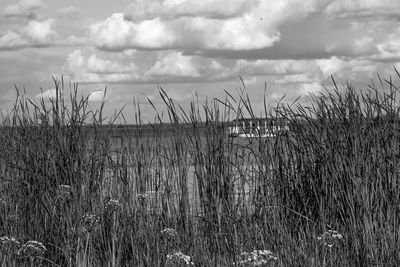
[0,236,20,255]
[17,240,46,257]
[317,230,343,248]
[166,251,194,265]
[236,249,278,266]
[104,198,122,213]
[161,228,177,237]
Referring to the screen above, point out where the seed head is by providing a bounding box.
[17,240,46,257]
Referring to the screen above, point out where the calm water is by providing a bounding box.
[103,126,274,215]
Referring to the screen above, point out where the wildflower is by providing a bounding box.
[17,240,46,257]
[161,228,177,237]
[235,250,278,266]
[0,236,20,254]
[80,214,100,233]
[104,198,122,213]
[55,184,72,201]
[317,230,343,248]
[166,251,194,265]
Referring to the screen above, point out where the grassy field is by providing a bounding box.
[1,73,400,266]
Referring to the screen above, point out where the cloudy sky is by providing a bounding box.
[0,0,400,122]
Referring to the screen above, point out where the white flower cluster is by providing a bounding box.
[236,249,278,266]
[17,240,47,257]
[105,198,122,213]
[160,228,177,237]
[0,236,19,244]
[0,236,20,254]
[166,251,195,265]
[317,230,343,248]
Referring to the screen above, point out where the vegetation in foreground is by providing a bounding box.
[1,72,400,266]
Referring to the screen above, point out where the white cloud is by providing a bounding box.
[90,14,176,50]
[316,56,344,77]
[0,19,57,49]
[90,0,318,51]
[22,19,57,44]
[63,50,140,83]
[0,31,28,49]
[146,51,200,77]
[325,0,400,18]
[3,0,46,19]
[183,15,280,50]
[373,28,400,60]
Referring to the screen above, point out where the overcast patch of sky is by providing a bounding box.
[0,0,400,122]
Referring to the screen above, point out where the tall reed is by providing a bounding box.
[1,71,400,265]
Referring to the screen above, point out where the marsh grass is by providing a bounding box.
[1,72,400,266]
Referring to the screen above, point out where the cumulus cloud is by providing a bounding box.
[315,56,344,77]
[63,50,139,83]
[90,0,318,51]
[325,0,400,18]
[146,51,200,77]
[22,19,57,44]
[3,0,46,19]
[0,19,57,49]
[90,14,176,50]
[63,49,229,83]
[371,28,400,61]
[0,31,29,50]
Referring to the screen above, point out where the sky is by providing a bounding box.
[1,0,400,123]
